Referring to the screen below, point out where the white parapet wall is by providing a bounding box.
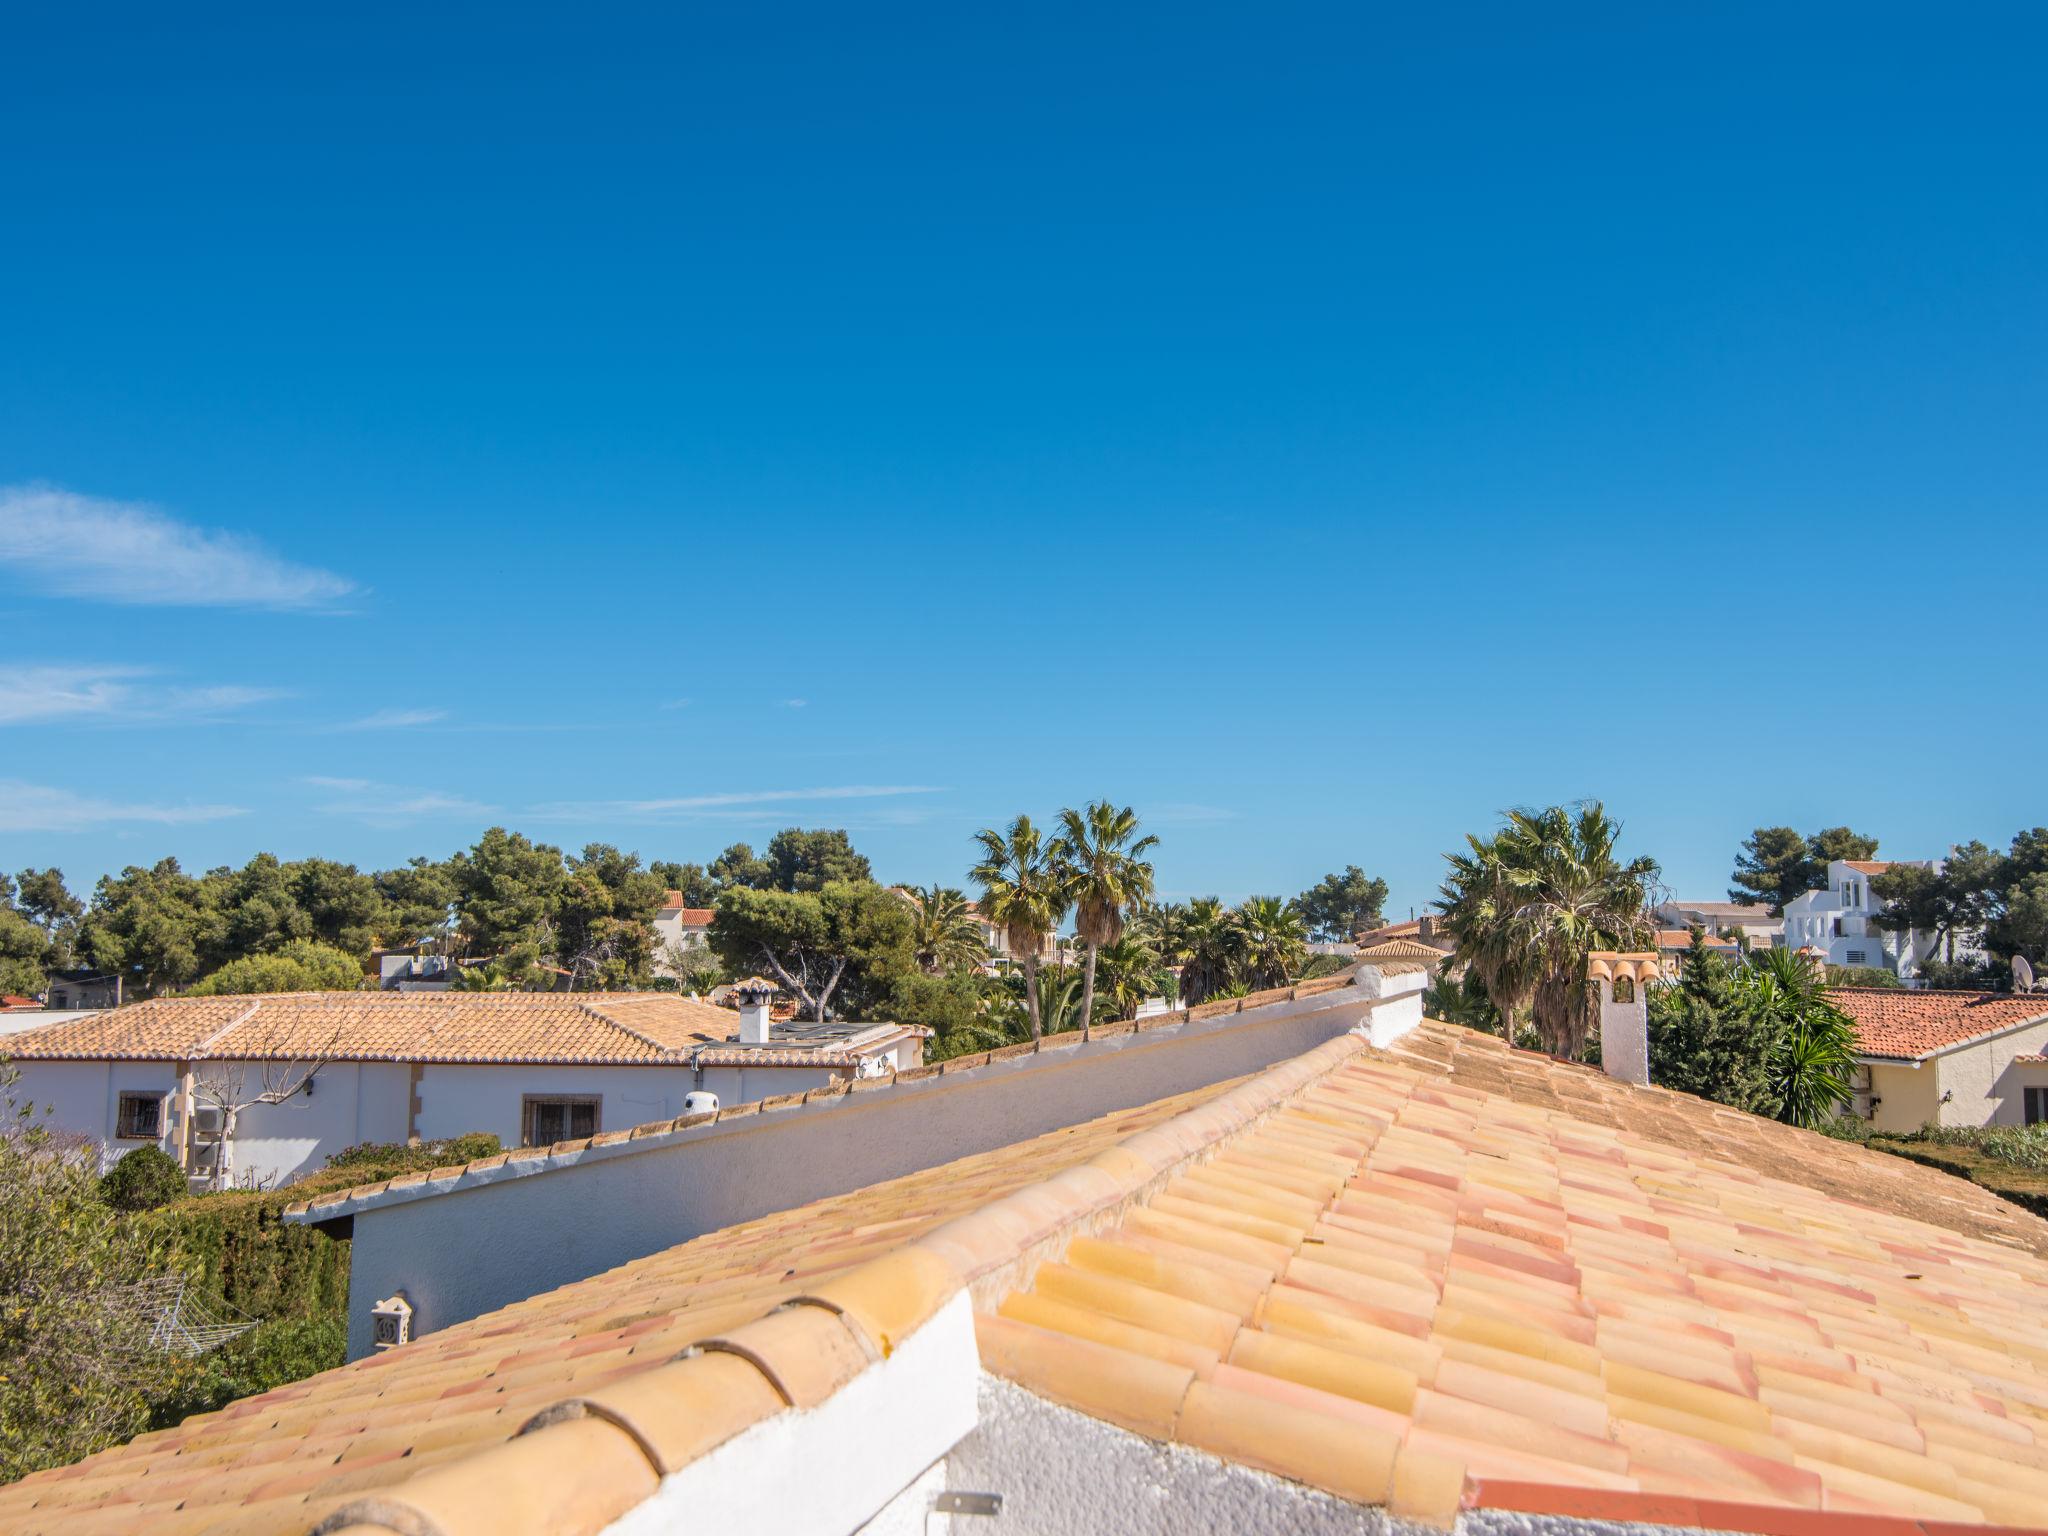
[314,980,1395,1358]
[1355,965,1429,1049]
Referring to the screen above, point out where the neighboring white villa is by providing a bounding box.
[1780,857,1949,973]
[650,891,716,978]
[3,989,923,1190]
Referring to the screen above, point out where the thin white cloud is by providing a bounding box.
[658,698,690,711]
[0,664,285,725]
[326,708,448,732]
[0,484,357,610]
[781,698,808,709]
[528,784,944,822]
[0,779,247,832]
[305,775,496,827]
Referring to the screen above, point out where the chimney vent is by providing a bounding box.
[735,978,776,1045]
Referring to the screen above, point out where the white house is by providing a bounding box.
[2,989,924,1190]
[1830,986,2048,1132]
[650,892,715,978]
[1779,857,1948,974]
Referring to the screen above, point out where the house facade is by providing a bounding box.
[1829,986,2048,1132]
[649,892,715,977]
[2,989,923,1189]
[1780,857,1946,973]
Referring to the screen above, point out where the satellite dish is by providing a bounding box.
[2016,955,2037,994]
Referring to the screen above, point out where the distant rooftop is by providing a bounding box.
[1829,987,2048,1061]
[0,990,908,1067]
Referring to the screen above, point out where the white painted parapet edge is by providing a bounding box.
[603,1292,980,1536]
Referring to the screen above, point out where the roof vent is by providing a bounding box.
[735,978,776,1045]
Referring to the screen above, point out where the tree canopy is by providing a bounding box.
[706,881,914,1021]
[1728,825,1880,913]
[1294,866,1389,942]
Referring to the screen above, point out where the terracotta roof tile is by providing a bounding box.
[13,1016,2048,1536]
[976,1023,2048,1528]
[0,990,848,1066]
[1829,989,2048,1060]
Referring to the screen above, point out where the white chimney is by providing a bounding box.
[736,979,775,1045]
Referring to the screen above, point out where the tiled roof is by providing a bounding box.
[1355,938,1447,964]
[11,1017,2048,1536]
[656,895,714,923]
[1844,860,1897,875]
[0,990,840,1066]
[0,1076,1243,1536]
[1656,928,1742,948]
[1829,989,2048,1061]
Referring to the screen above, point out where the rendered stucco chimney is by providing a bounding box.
[1589,952,1657,1088]
[735,978,775,1045]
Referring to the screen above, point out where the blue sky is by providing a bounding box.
[3,3,2043,917]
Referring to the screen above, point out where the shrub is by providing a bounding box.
[100,1145,188,1212]
[147,1314,346,1429]
[188,939,364,996]
[322,1132,502,1176]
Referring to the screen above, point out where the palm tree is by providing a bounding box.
[971,816,1070,1039]
[904,884,987,975]
[1055,802,1159,1041]
[1094,932,1165,1020]
[1230,896,1309,991]
[1438,802,1658,1058]
[1741,946,1858,1128]
[1137,897,1236,1006]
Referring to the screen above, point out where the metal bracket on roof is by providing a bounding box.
[931,1491,1002,1517]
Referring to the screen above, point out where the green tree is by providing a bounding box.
[886,971,1007,1058]
[1647,931,1779,1116]
[1134,898,1235,1008]
[903,885,987,975]
[188,939,365,996]
[970,816,1070,1039]
[372,857,459,949]
[1055,802,1158,1042]
[1295,866,1390,943]
[1808,826,1881,868]
[1228,896,1310,991]
[1743,947,1858,1128]
[555,844,667,988]
[450,829,567,958]
[78,859,211,996]
[0,876,50,997]
[1729,826,1814,913]
[11,869,82,977]
[708,843,773,891]
[650,861,718,907]
[285,859,384,958]
[1092,932,1166,1021]
[707,881,913,1021]
[1423,970,1501,1034]
[0,1067,183,1482]
[764,829,872,893]
[1439,802,1658,1058]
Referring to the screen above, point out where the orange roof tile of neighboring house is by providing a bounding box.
[1828,988,2048,1061]
[1843,859,1897,875]
[0,990,836,1066]
[1655,928,1743,948]
[1354,938,1446,965]
[657,893,715,923]
[11,1016,2048,1536]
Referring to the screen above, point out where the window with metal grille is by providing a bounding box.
[2026,1087,2048,1127]
[116,1093,163,1140]
[522,1095,600,1146]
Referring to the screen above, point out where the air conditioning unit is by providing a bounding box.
[191,1106,224,1136]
